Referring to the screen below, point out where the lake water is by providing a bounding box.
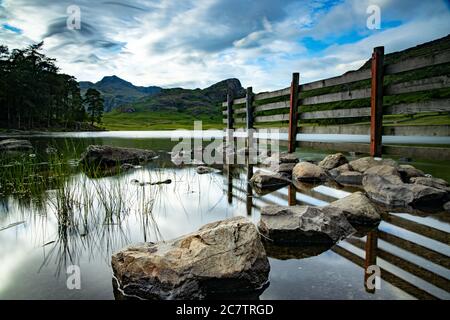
[0,131,449,300]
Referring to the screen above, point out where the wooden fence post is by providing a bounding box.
[246,87,254,129]
[288,73,300,153]
[370,46,384,157]
[227,93,234,131]
[364,230,378,293]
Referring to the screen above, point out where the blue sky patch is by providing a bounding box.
[2,23,22,34]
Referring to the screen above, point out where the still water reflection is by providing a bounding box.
[0,132,449,300]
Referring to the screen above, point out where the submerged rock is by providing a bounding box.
[292,162,328,182]
[335,171,363,186]
[262,152,298,166]
[0,139,33,152]
[111,217,270,300]
[249,171,289,195]
[326,192,381,225]
[258,205,355,245]
[363,174,448,209]
[80,145,156,168]
[329,163,353,179]
[349,157,398,173]
[196,166,214,174]
[318,153,348,170]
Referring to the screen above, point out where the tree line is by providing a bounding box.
[0,42,104,130]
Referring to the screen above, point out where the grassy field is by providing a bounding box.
[102,110,223,130]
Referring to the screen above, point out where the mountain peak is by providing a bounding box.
[99,75,132,86]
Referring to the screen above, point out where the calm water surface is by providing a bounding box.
[0,131,449,300]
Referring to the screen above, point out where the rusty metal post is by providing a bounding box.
[288,73,300,153]
[370,47,384,157]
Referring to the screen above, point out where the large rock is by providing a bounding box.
[363,174,448,209]
[0,139,33,152]
[270,162,296,175]
[327,192,381,225]
[329,163,353,179]
[80,145,156,168]
[262,152,298,166]
[349,157,398,173]
[249,171,289,195]
[364,165,400,178]
[318,153,348,170]
[410,176,450,192]
[258,205,355,245]
[292,162,328,182]
[112,217,270,300]
[398,165,424,182]
[335,171,363,186]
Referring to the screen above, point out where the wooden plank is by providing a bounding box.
[299,124,370,135]
[385,76,450,96]
[384,99,450,115]
[301,88,371,105]
[288,73,300,153]
[332,245,437,300]
[370,46,384,157]
[254,113,290,123]
[223,108,246,115]
[254,87,290,101]
[300,107,371,120]
[301,69,371,91]
[378,230,450,269]
[347,238,450,293]
[254,100,290,113]
[385,50,450,75]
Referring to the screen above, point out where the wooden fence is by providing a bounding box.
[222,46,450,160]
[224,164,450,299]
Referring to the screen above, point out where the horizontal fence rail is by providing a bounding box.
[222,46,450,160]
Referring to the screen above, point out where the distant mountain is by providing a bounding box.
[79,75,162,112]
[127,78,245,115]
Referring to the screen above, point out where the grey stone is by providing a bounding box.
[349,157,398,173]
[318,153,348,170]
[327,192,381,225]
[292,162,328,182]
[80,145,156,168]
[112,217,269,300]
[258,205,355,245]
[363,174,447,209]
[0,139,33,152]
[335,171,363,186]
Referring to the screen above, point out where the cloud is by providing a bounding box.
[0,0,449,92]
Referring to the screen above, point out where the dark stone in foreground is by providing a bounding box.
[80,145,157,168]
[0,139,33,152]
[258,205,355,245]
[111,217,270,300]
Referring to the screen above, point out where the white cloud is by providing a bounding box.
[0,0,449,93]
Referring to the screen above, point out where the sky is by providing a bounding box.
[1,0,450,92]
